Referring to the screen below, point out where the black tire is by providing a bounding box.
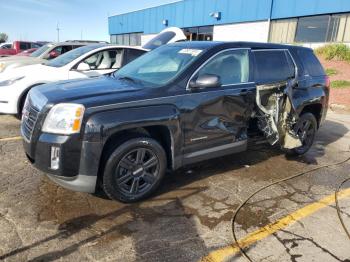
[15,95,26,120]
[102,137,167,203]
[288,113,317,156]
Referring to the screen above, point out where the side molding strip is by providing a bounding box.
[184,140,246,159]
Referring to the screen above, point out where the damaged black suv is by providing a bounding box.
[21,42,329,202]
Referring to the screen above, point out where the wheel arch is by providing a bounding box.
[17,83,47,114]
[300,103,323,128]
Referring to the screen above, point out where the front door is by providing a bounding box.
[181,48,255,163]
[68,48,125,79]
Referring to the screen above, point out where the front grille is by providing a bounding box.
[22,99,40,141]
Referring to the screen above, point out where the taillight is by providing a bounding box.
[325,76,331,89]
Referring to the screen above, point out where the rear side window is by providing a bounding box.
[297,49,325,77]
[125,49,147,65]
[253,50,295,84]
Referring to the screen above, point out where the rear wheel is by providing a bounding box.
[102,137,166,202]
[289,113,317,156]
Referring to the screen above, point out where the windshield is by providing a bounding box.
[114,45,204,87]
[45,45,100,67]
[30,44,52,57]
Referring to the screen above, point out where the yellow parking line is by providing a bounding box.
[0,136,22,142]
[200,187,350,262]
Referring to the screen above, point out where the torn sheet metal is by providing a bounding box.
[255,80,302,149]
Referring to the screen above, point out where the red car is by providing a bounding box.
[0,41,42,57]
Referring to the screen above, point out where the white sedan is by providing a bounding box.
[0,27,186,118]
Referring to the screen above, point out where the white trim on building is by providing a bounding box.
[213,21,270,43]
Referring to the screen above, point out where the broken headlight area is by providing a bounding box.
[255,80,302,149]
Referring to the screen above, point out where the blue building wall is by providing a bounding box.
[108,0,350,35]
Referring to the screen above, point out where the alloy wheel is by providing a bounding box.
[115,147,160,197]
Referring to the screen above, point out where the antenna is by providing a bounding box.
[56,22,60,42]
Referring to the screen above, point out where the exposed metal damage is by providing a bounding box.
[255,80,302,149]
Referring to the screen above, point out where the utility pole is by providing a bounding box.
[56,22,60,42]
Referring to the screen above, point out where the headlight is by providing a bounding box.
[0,63,5,72]
[42,103,85,135]
[0,76,25,86]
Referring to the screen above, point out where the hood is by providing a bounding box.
[0,63,54,79]
[33,76,144,107]
[0,56,45,72]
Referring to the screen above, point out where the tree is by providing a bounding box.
[0,33,9,44]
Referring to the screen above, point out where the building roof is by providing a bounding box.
[108,0,350,35]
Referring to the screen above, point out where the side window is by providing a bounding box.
[297,49,325,77]
[253,50,295,84]
[72,45,83,50]
[124,49,146,65]
[20,42,30,50]
[61,45,73,54]
[195,49,250,86]
[2,44,11,49]
[46,46,63,60]
[77,49,121,70]
[31,43,41,48]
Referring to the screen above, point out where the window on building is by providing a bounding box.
[269,19,297,43]
[327,14,350,42]
[270,13,350,44]
[183,26,213,41]
[253,50,295,84]
[110,35,117,44]
[295,15,330,43]
[110,33,142,46]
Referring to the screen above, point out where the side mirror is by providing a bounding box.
[189,74,221,90]
[48,51,59,59]
[76,62,90,71]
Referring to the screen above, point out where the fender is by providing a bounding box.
[293,79,328,125]
[17,83,48,114]
[82,104,182,171]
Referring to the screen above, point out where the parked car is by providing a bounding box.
[21,41,329,202]
[0,41,96,73]
[0,42,13,49]
[16,48,38,56]
[0,41,42,57]
[0,27,186,118]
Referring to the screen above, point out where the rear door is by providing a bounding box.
[181,48,255,163]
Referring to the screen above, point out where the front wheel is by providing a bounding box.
[102,137,167,203]
[289,113,317,156]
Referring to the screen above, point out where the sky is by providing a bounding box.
[0,0,179,42]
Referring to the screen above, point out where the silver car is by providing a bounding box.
[0,41,105,73]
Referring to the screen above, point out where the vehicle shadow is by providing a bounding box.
[0,120,346,261]
[0,186,209,262]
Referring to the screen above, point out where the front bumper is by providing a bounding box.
[23,132,102,193]
[0,95,18,115]
[0,83,23,115]
[46,173,97,193]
